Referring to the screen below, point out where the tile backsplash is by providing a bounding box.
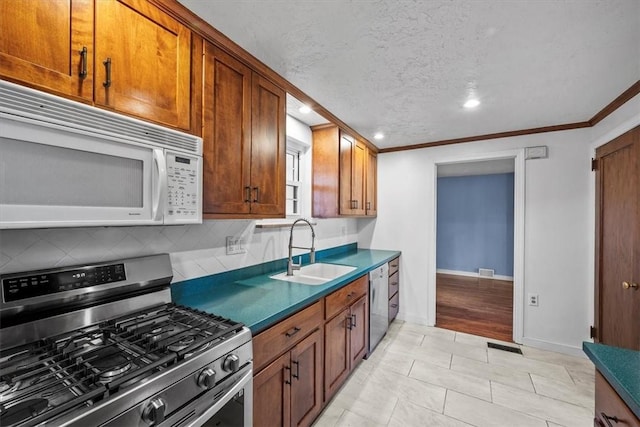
[0,218,359,281]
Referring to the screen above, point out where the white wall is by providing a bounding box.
[360,128,593,355]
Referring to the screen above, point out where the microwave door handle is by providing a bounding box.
[153,149,167,222]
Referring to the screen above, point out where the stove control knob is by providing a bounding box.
[223,354,240,372]
[142,397,166,426]
[197,367,216,389]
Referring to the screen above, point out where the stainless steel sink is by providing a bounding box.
[270,263,357,285]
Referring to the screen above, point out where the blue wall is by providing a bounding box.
[436,173,514,277]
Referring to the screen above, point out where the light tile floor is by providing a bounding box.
[312,321,595,427]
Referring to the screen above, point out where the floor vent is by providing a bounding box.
[487,342,522,354]
[478,268,495,278]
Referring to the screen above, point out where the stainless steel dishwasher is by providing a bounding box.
[368,262,389,356]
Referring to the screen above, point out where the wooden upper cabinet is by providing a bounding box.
[94,0,192,130]
[202,43,252,215]
[366,149,377,216]
[250,73,286,217]
[313,124,377,218]
[0,0,94,101]
[202,42,285,218]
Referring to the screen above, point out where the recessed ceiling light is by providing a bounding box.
[463,99,480,109]
[374,132,384,140]
[298,105,312,114]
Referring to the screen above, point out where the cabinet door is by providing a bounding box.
[94,0,191,130]
[0,0,93,100]
[290,329,323,427]
[254,352,292,427]
[202,43,252,215]
[250,73,286,216]
[324,308,350,400]
[339,133,355,215]
[595,126,640,350]
[351,140,367,215]
[349,295,368,366]
[365,149,377,216]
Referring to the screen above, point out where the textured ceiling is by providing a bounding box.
[180,0,640,149]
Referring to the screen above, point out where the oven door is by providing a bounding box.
[166,363,253,427]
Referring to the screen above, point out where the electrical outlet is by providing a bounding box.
[528,293,539,306]
[226,236,246,255]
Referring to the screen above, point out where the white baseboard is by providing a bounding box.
[519,336,587,358]
[436,268,513,281]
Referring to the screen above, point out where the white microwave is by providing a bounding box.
[0,80,203,229]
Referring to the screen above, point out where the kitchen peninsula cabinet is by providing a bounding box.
[594,371,640,427]
[203,43,286,218]
[0,0,197,132]
[324,275,368,401]
[312,124,377,218]
[253,301,323,427]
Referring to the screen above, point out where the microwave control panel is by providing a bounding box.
[166,153,200,222]
[2,264,126,302]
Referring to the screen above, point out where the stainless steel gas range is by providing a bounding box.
[0,254,252,427]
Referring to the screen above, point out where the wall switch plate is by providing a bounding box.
[226,236,246,255]
[528,293,539,306]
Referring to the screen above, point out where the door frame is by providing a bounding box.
[428,149,525,343]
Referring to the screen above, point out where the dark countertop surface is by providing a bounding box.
[171,248,400,335]
[583,342,640,418]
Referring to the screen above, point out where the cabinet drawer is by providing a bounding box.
[253,300,324,372]
[389,271,399,297]
[325,275,368,320]
[388,257,399,276]
[389,292,399,322]
[595,371,640,426]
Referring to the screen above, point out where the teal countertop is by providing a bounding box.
[583,342,640,417]
[171,246,400,335]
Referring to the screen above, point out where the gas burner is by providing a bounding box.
[0,398,49,426]
[183,340,213,359]
[86,347,132,382]
[167,335,196,352]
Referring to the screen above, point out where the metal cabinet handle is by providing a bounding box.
[354,200,358,209]
[292,360,300,379]
[346,315,353,330]
[351,314,357,327]
[284,366,291,385]
[79,46,88,79]
[244,186,251,203]
[253,187,259,203]
[103,57,112,88]
[285,326,300,337]
[600,412,619,427]
[366,201,371,211]
[622,281,638,290]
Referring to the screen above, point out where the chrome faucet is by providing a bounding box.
[287,218,316,276]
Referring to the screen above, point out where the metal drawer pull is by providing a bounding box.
[292,360,300,379]
[346,315,353,330]
[285,326,301,337]
[103,58,112,88]
[79,47,88,79]
[244,186,251,203]
[253,187,259,203]
[351,314,356,327]
[601,412,619,427]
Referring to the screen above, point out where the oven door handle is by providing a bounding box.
[170,364,253,427]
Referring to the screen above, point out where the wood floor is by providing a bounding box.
[435,273,513,342]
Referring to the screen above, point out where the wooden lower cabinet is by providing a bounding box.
[594,371,640,426]
[324,276,369,401]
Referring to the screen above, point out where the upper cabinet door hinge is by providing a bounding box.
[590,325,597,339]
[591,158,598,171]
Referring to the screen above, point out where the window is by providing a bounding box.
[286,150,301,216]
